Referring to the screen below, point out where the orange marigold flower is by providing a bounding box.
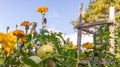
[13,29,25,37]
[37,6,48,15]
[21,21,32,26]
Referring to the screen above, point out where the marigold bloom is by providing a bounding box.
[21,21,31,26]
[37,6,48,15]
[72,45,77,49]
[0,32,17,56]
[13,29,26,43]
[13,29,25,37]
[82,42,94,50]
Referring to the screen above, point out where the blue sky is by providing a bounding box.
[0,0,89,34]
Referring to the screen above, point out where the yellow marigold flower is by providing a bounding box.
[0,32,5,43]
[72,45,77,49]
[13,29,25,37]
[37,6,48,15]
[0,32,17,56]
[21,21,32,26]
[4,47,10,54]
[82,42,94,50]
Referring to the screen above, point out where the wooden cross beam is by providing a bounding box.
[76,20,112,28]
[76,20,113,34]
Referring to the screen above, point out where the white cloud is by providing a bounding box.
[64,33,93,45]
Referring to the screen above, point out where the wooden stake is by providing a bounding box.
[109,6,115,54]
[77,3,83,54]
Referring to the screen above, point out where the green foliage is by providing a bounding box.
[82,0,120,66]
[35,30,78,67]
[24,34,33,49]
[83,0,120,23]
[20,29,78,67]
[115,26,120,53]
[93,24,120,66]
[94,24,110,51]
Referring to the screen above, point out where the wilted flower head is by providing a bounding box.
[37,6,48,15]
[32,22,37,28]
[21,21,32,27]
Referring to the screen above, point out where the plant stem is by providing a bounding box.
[42,14,45,29]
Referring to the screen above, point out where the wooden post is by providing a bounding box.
[77,3,83,54]
[109,6,115,54]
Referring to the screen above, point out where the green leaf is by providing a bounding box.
[22,57,39,67]
[24,34,32,49]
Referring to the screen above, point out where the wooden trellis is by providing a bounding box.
[76,3,116,65]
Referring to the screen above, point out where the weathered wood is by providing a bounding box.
[109,7,115,20]
[109,24,115,54]
[77,3,83,54]
[109,7,115,54]
[76,20,112,28]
